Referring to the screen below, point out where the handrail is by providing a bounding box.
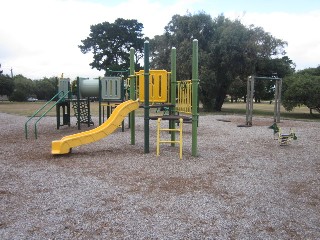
[34,91,70,139]
[25,91,65,139]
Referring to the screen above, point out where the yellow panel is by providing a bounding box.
[137,70,169,103]
[177,80,192,114]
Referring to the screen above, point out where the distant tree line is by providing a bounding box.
[0,70,58,102]
[282,66,320,114]
[1,13,319,114]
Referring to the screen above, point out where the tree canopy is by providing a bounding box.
[79,18,145,74]
[9,75,34,101]
[1,74,58,102]
[150,12,294,111]
[33,77,58,101]
[0,74,14,97]
[282,66,320,113]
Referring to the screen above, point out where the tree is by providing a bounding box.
[9,75,34,101]
[0,74,14,97]
[33,77,58,100]
[253,56,295,102]
[228,76,246,102]
[150,12,290,111]
[149,34,171,69]
[79,18,145,74]
[282,66,320,113]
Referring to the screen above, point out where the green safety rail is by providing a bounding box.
[25,91,69,139]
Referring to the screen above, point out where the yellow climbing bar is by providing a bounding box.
[156,118,183,159]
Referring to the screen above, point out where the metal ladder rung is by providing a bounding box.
[159,128,180,132]
[159,140,180,144]
[156,118,183,159]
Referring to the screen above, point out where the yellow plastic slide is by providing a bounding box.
[52,99,139,155]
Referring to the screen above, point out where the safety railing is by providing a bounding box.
[177,80,192,114]
[34,91,70,139]
[24,91,68,139]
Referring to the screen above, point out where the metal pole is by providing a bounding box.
[277,79,282,123]
[56,77,60,129]
[87,97,90,127]
[246,76,254,126]
[246,76,251,125]
[67,80,71,127]
[191,39,199,157]
[274,79,278,123]
[170,47,177,146]
[278,79,282,123]
[144,41,150,153]
[99,77,102,125]
[250,76,255,125]
[77,77,81,130]
[130,47,136,145]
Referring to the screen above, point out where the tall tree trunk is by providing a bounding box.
[214,91,226,111]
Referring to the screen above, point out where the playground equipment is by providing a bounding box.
[25,78,71,139]
[75,75,126,128]
[245,75,282,126]
[157,118,183,159]
[49,39,199,157]
[52,99,139,154]
[136,69,170,103]
[134,40,199,157]
[278,128,297,146]
[25,73,129,139]
[269,123,297,145]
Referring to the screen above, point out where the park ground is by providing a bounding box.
[0,102,319,239]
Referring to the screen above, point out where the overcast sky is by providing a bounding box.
[1,0,319,80]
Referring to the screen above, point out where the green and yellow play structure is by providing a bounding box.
[47,39,199,158]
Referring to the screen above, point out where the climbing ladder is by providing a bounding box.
[156,118,183,159]
[72,100,94,126]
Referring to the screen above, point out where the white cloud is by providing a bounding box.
[0,0,190,79]
[233,10,320,70]
[0,0,319,80]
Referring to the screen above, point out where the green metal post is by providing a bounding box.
[77,77,81,130]
[56,100,60,129]
[67,81,71,127]
[245,76,251,125]
[191,39,199,157]
[121,77,125,132]
[170,47,177,146]
[250,76,255,124]
[277,79,282,123]
[130,47,136,145]
[99,77,102,125]
[144,41,150,153]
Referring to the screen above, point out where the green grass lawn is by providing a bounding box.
[1,100,319,121]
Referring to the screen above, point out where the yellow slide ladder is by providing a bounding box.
[156,118,183,159]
